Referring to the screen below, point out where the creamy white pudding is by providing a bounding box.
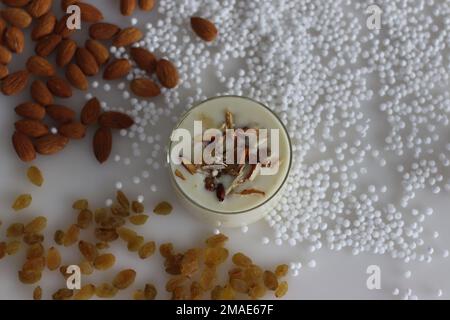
[168,96,291,227]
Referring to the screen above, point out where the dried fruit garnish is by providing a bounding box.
[174,169,186,181]
[74,284,96,300]
[93,253,116,270]
[263,270,279,290]
[27,166,44,186]
[33,286,42,300]
[138,241,156,259]
[153,201,173,215]
[275,264,289,278]
[113,269,136,289]
[12,194,32,211]
[275,281,288,298]
[131,200,144,214]
[129,214,149,225]
[73,199,88,210]
[46,247,61,271]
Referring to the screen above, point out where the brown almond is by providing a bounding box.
[191,17,218,42]
[0,64,8,79]
[103,59,131,80]
[31,79,53,105]
[54,14,75,39]
[78,3,103,22]
[113,27,143,47]
[99,111,134,129]
[15,102,46,120]
[1,70,29,95]
[56,39,77,67]
[47,76,72,98]
[12,131,36,162]
[120,0,136,16]
[89,23,120,40]
[4,26,25,53]
[1,8,32,28]
[35,34,62,57]
[26,55,55,77]
[81,97,101,125]
[156,59,179,89]
[0,18,6,38]
[85,39,109,65]
[31,12,56,40]
[46,104,76,123]
[27,0,52,18]
[76,47,99,76]
[93,127,112,164]
[0,45,12,64]
[3,0,31,7]
[65,63,88,91]
[15,119,48,138]
[34,134,69,155]
[139,0,155,11]
[130,47,156,73]
[59,122,86,139]
[130,78,160,97]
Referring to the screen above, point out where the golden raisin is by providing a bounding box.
[77,209,93,229]
[93,253,116,270]
[78,240,98,261]
[199,266,216,290]
[27,243,44,259]
[232,252,252,268]
[138,241,156,259]
[96,241,109,250]
[47,247,61,270]
[94,208,108,224]
[230,278,249,294]
[113,269,136,289]
[205,233,228,247]
[79,260,94,275]
[190,281,203,300]
[18,270,41,284]
[129,214,149,225]
[127,235,144,252]
[180,248,200,276]
[33,286,42,300]
[249,284,266,299]
[23,233,44,245]
[133,290,145,300]
[23,257,45,272]
[6,240,21,255]
[275,281,288,298]
[73,284,95,300]
[275,264,289,278]
[52,288,73,300]
[117,227,137,242]
[166,276,188,292]
[211,285,223,300]
[27,166,44,187]
[63,224,80,246]
[131,200,144,213]
[144,284,157,300]
[0,242,5,259]
[110,203,129,217]
[6,223,24,238]
[72,199,88,210]
[159,242,174,258]
[94,227,118,242]
[153,201,172,215]
[116,190,130,209]
[25,216,47,234]
[263,270,278,290]
[205,247,228,267]
[12,194,32,211]
[96,283,118,298]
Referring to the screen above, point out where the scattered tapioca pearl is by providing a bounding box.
[307,260,316,268]
[105,199,113,207]
[115,182,123,189]
[132,176,141,184]
[404,270,412,279]
[213,228,220,235]
[261,237,270,245]
[114,155,121,162]
[137,195,144,203]
[442,250,449,258]
[150,184,157,192]
[437,289,443,297]
[92,81,99,89]
[241,225,248,233]
[392,288,400,296]
[50,127,58,134]
[123,158,131,165]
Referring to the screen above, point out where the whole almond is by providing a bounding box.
[46,104,75,123]
[1,8,32,28]
[4,26,25,53]
[78,3,103,22]
[34,134,69,155]
[12,131,36,162]
[65,63,88,91]
[31,79,53,105]
[103,59,131,80]
[27,0,52,18]
[26,55,55,77]
[93,127,112,164]
[190,17,218,42]
[35,34,62,57]
[81,97,101,125]
[15,119,49,138]
[113,27,143,47]
[85,39,110,65]
[56,39,77,67]
[120,0,136,16]
[156,59,179,88]
[54,14,75,39]
[76,47,99,76]
[99,111,134,129]
[47,76,72,98]
[89,23,120,40]
[0,18,6,39]
[31,12,56,40]
[0,45,12,64]
[59,122,86,139]
[130,47,156,73]
[139,0,155,11]
[1,70,29,95]
[130,78,160,97]
[3,0,31,7]
[0,64,9,79]
[15,102,46,120]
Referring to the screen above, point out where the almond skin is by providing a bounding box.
[103,59,131,80]
[15,102,46,120]
[15,119,49,138]
[130,47,156,73]
[12,131,36,162]
[31,12,56,40]
[65,63,88,91]
[76,47,99,76]
[139,0,155,11]
[89,23,120,40]
[31,79,53,105]
[54,14,76,39]
[81,98,101,125]
[34,134,69,155]
[190,17,218,42]
[156,59,179,88]
[26,55,55,77]
[98,111,134,129]
[47,76,72,98]
[85,39,110,65]
[0,64,9,79]
[78,3,104,23]
[46,104,76,123]
[27,0,52,18]
[1,8,32,28]
[59,122,86,139]
[93,127,112,164]
[35,34,62,57]
[4,26,25,53]
[3,0,31,7]
[1,70,29,95]
[0,45,12,64]
[56,39,77,67]
[113,27,143,47]
[0,18,7,39]
[130,78,160,97]
[120,0,136,16]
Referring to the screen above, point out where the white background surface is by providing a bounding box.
[0,1,449,300]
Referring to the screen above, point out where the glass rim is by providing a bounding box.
[167,95,292,215]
